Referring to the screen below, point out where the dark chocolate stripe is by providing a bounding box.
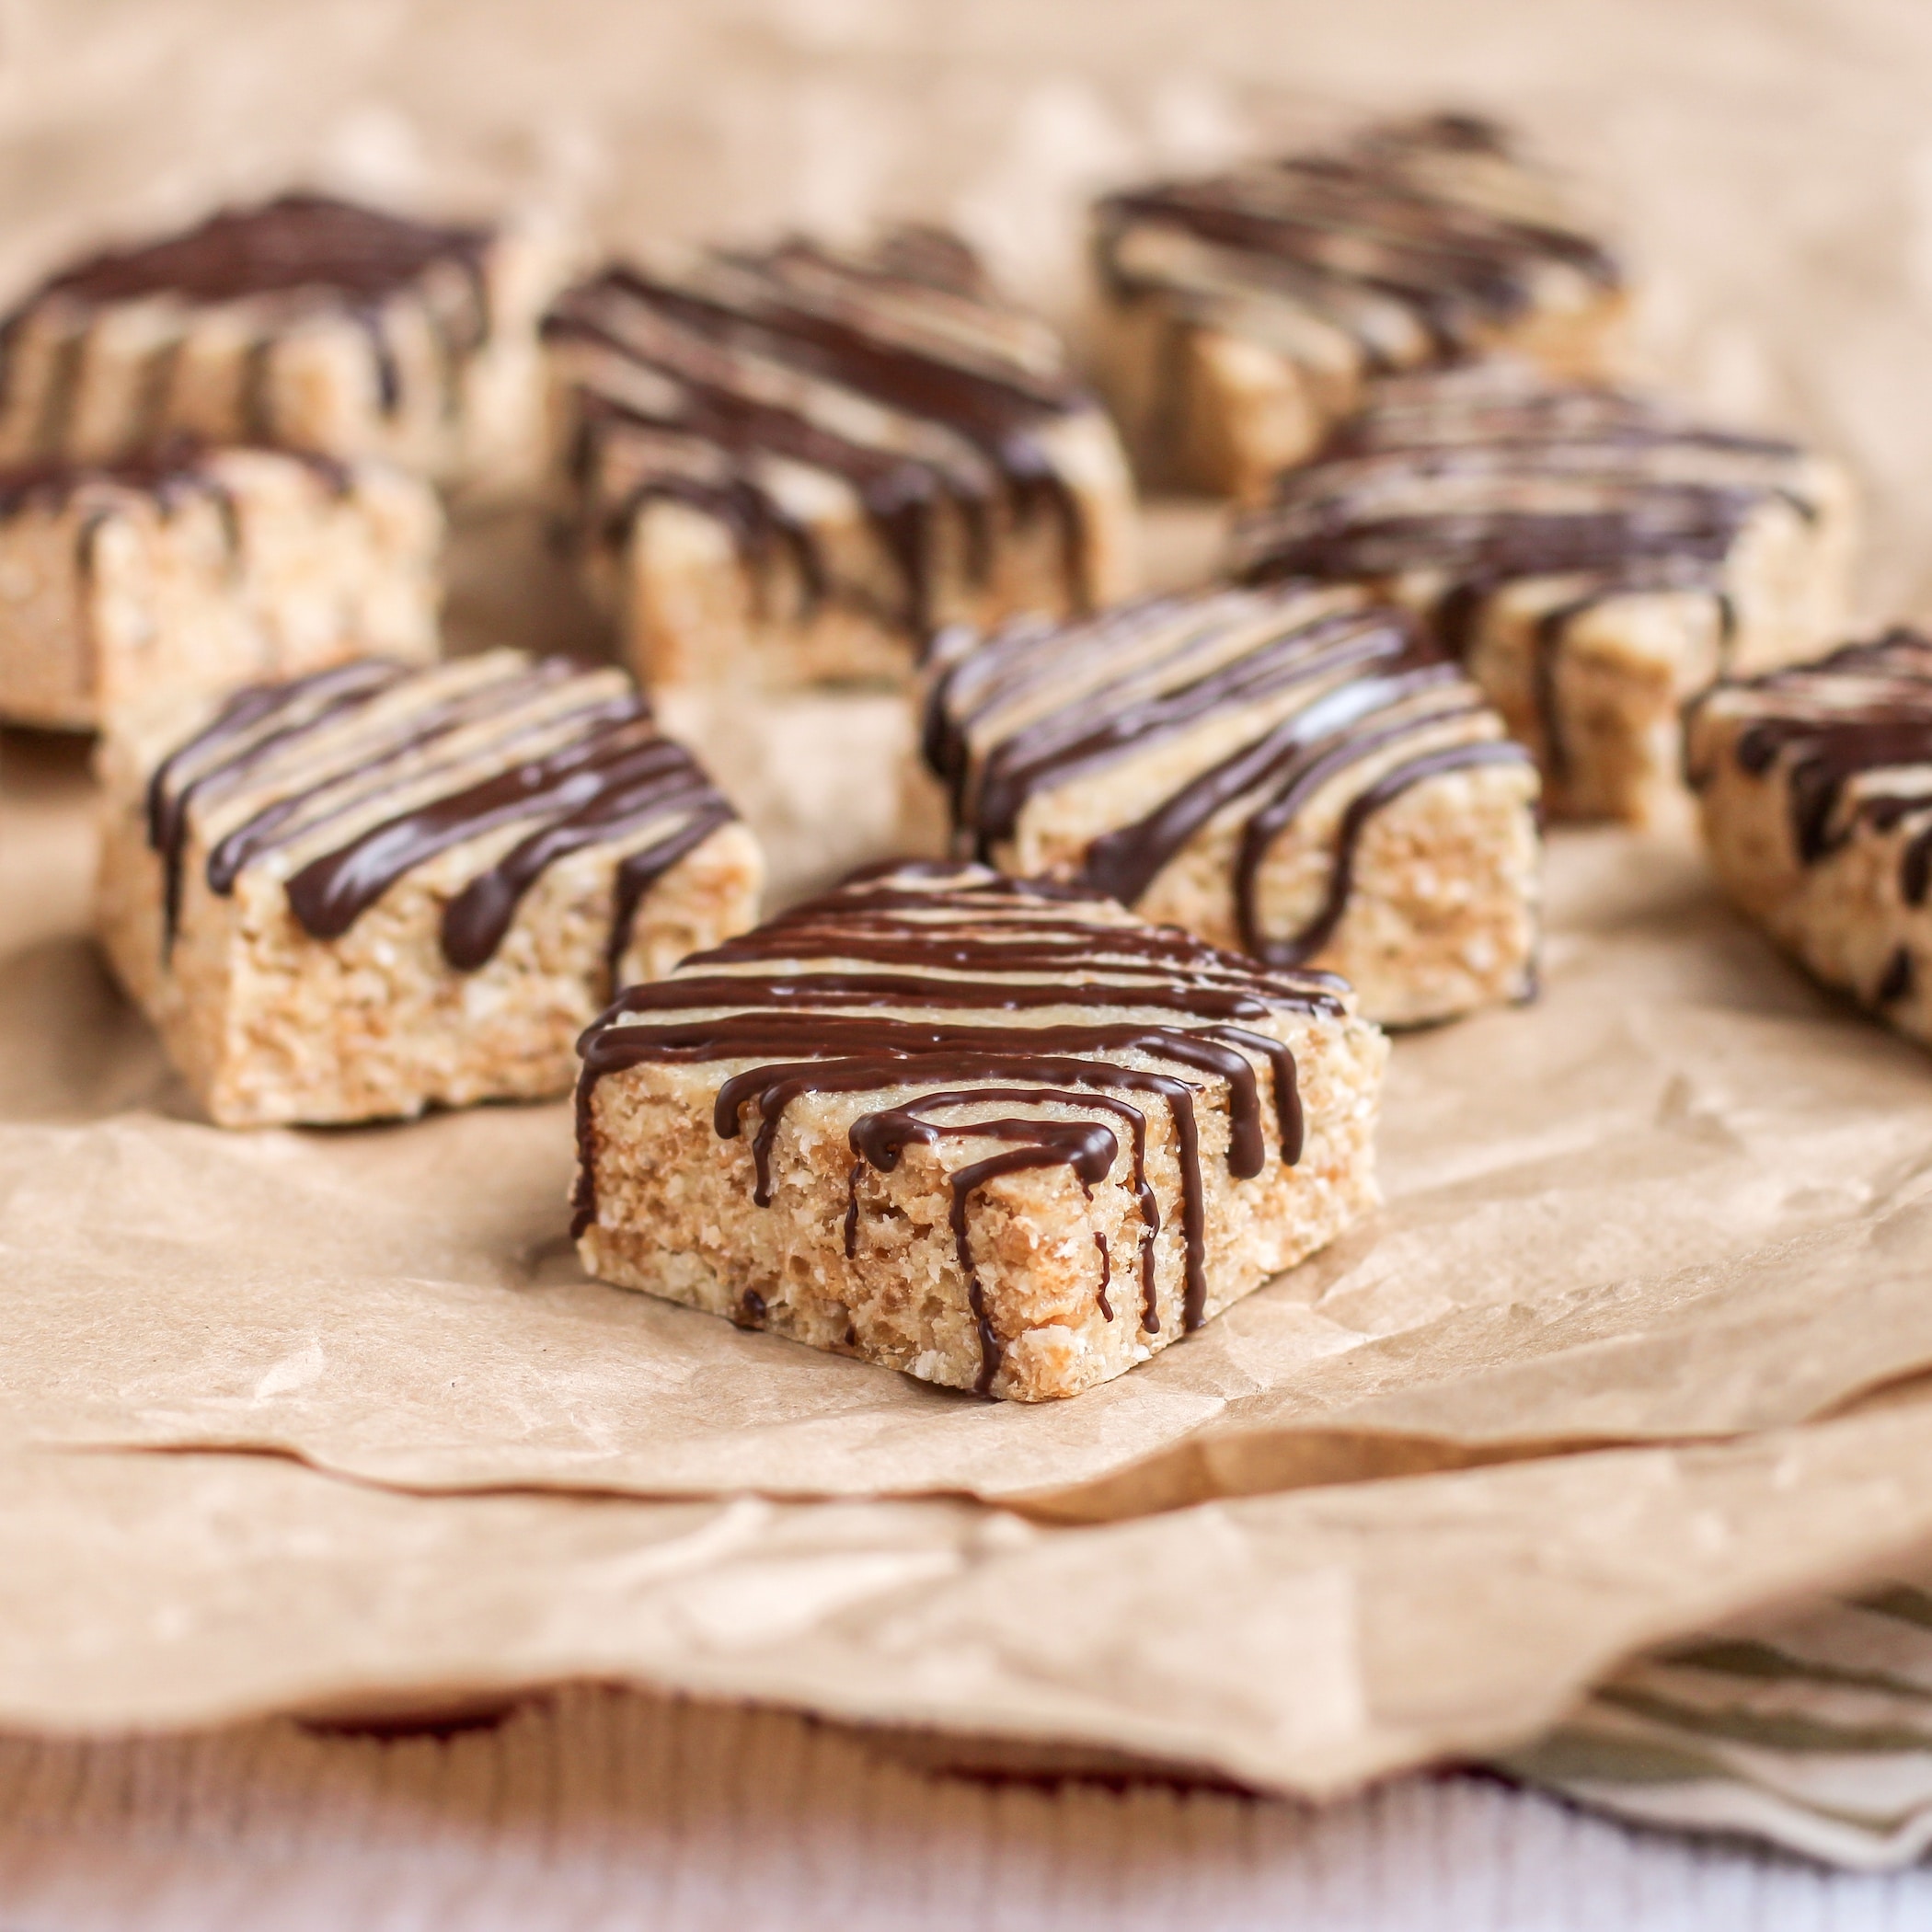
[1689,628,1932,912]
[2,194,493,439]
[1076,663,1466,907]
[1240,497,1756,586]
[1880,947,1915,1006]
[284,704,657,941]
[1241,738,1536,967]
[23,411,259,628]
[1095,112,1620,372]
[572,869,1334,1387]
[695,910,1345,1006]
[847,1090,1141,1390]
[546,233,1097,638]
[949,1137,1116,1392]
[591,970,1301,1025]
[924,601,1177,810]
[962,606,1420,852]
[683,1013,1270,1181]
[1230,372,1820,775]
[437,732,734,977]
[200,663,589,895]
[148,655,736,984]
[555,350,974,633]
[38,194,489,309]
[927,587,1530,974]
[604,800,741,991]
[147,656,408,952]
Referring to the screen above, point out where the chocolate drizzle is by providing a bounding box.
[1688,630,1932,923]
[1095,114,1621,383]
[39,194,489,312]
[1243,737,1530,965]
[1228,362,1822,776]
[1880,947,1915,1006]
[1105,117,1615,362]
[0,438,351,590]
[542,229,1100,641]
[925,585,1535,971]
[857,1098,1123,1393]
[143,651,738,985]
[2,193,494,449]
[148,655,409,950]
[571,866,1341,1396]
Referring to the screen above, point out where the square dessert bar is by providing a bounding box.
[541,226,1139,694]
[97,651,762,1127]
[1227,361,1856,823]
[0,193,569,489]
[0,443,440,730]
[924,584,1541,1026]
[1685,630,1932,1048]
[572,864,1386,1402]
[1091,113,1628,500]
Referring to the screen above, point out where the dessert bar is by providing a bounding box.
[542,226,1138,693]
[97,650,761,1126]
[1092,113,1627,500]
[572,863,1386,1401]
[0,442,440,730]
[1228,361,1855,822]
[0,193,566,489]
[925,584,1540,1025]
[1685,629,1932,1049]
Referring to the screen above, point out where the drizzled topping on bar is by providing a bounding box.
[573,864,1344,1393]
[1687,628,1932,910]
[36,193,491,311]
[2,193,497,426]
[1094,113,1620,370]
[1228,361,1823,774]
[926,584,1534,967]
[144,650,736,983]
[0,438,352,579]
[541,227,1100,638]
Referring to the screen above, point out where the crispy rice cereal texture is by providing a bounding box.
[572,865,1386,1402]
[1090,113,1630,501]
[96,650,762,1127]
[0,193,573,491]
[924,584,1542,1028]
[542,226,1138,695]
[1229,361,1856,825]
[0,446,441,730]
[1686,631,1932,1050]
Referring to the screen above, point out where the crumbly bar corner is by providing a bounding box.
[1686,629,1932,1049]
[1229,360,1856,825]
[542,227,1139,695]
[1090,112,1629,500]
[0,443,441,730]
[97,650,761,1126]
[924,582,1542,1027]
[572,863,1386,1401]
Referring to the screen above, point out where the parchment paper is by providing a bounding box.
[9,0,1932,1793]
[15,1398,1932,1800]
[7,736,1932,1512]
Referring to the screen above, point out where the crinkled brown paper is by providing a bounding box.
[6,0,1932,1797]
